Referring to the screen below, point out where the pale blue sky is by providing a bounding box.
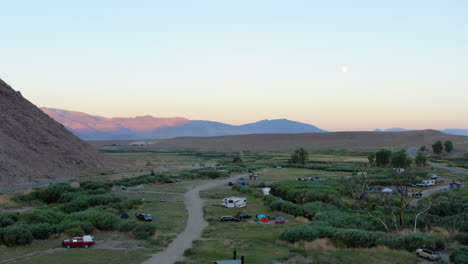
[1,0,467,130]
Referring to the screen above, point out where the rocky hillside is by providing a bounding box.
[0,79,110,188]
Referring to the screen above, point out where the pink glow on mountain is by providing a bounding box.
[41,108,190,132]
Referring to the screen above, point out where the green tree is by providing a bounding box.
[375,149,392,166]
[444,140,454,153]
[1,226,33,246]
[418,146,426,152]
[367,153,375,165]
[432,141,443,154]
[290,148,308,164]
[415,154,427,167]
[391,150,412,168]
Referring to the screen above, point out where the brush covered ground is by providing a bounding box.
[1,150,467,264]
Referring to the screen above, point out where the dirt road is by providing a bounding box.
[143,174,243,264]
[408,148,467,205]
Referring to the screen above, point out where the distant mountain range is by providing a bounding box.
[375,128,468,136]
[41,108,327,140]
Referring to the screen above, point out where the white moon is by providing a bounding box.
[341,66,348,73]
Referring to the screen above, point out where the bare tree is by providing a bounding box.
[414,200,432,232]
[347,171,369,200]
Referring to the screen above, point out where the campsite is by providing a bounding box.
[1,148,467,264]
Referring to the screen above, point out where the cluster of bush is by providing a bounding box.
[0,182,155,246]
[0,208,155,246]
[269,180,347,207]
[177,168,229,179]
[280,163,357,172]
[426,188,468,232]
[280,222,446,252]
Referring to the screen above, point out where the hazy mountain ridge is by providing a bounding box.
[41,108,326,140]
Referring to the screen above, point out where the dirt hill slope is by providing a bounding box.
[92,130,468,154]
[0,79,110,188]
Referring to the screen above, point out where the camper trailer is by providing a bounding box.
[417,180,436,187]
[221,197,247,208]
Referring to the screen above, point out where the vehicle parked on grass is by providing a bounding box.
[62,235,94,249]
[427,173,439,179]
[417,180,436,187]
[222,197,247,208]
[416,248,441,261]
[235,212,252,219]
[163,179,176,183]
[135,213,153,221]
[220,216,241,222]
[274,216,286,224]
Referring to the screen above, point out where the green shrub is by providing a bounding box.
[29,223,54,239]
[453,233,468,245]
[71,210,118,231]
[116,220,138,232]
[132,223,155,239]
[450,246,468,264]
[22,209,66,224]
[66,227,84,237]
[80,181,111,191]
[280,224,445,251]
[0,213,17,228]
[1,225,33,246]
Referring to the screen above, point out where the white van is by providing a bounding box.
[221,197,247,208]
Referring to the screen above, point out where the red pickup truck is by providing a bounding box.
[62,235,94,248]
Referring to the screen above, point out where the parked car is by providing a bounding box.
[235,212,252,220]
[427,173,439,179]
[220,216,240,222]
[416,249,441,261]
[274,216,286,224]
[135,213,153,221]
[163,179,176,183]
[62,235,94,249]
[412,192,423,199]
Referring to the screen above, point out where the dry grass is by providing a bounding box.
[295,216,310,225]
[92,130,468,153]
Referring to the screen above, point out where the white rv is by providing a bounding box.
[221,197,247,208]
[417,180,436,187]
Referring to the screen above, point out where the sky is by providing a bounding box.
[1,0,467,131]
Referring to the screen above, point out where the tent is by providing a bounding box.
[120,212,129,219]
[257,214,266,219]
[382,188,393,194]
[260,217,269,223]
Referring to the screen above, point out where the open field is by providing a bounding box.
[90,130,468,154]
[179,186,301,264]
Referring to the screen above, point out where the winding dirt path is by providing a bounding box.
[143,174,243,264]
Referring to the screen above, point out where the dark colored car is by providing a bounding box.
[235,212,252,220]
[135,213,153,221]
[220,216,240,222]
[163,179,176,183]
